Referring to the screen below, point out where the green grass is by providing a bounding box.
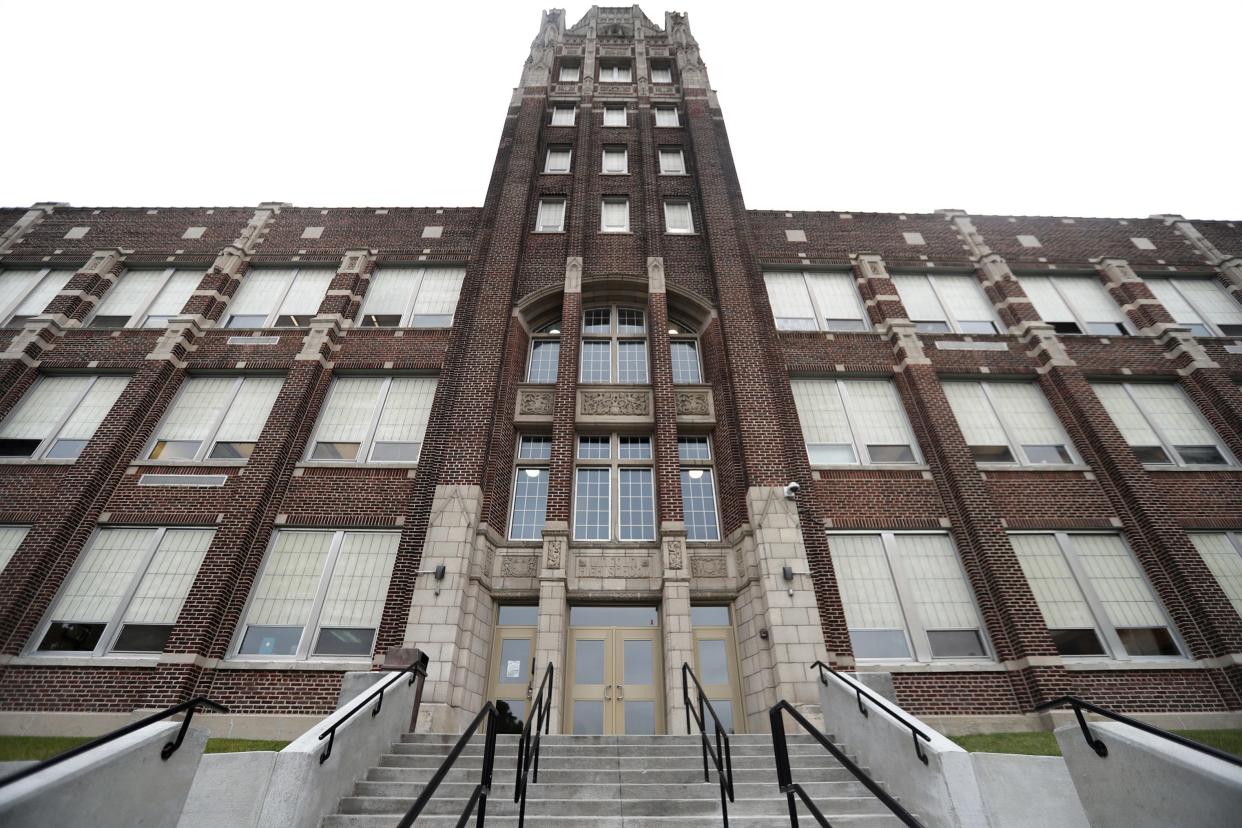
[951,729,1242,758]
[0,735,288,762]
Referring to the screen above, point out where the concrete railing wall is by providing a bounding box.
[1056,720,1242,828]
[816,672,1088,828]
[0,720,207,828]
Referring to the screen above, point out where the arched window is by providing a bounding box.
[668,315,703,385]
[526,318,561,383]
[580,306,648,384]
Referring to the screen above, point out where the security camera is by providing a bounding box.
[783,481,801,499]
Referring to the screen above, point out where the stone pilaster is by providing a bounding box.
[535,569,568,734]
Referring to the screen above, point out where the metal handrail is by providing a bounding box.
[514,662,554,828]
[399,702,499,827]
[810,660,931,764]
[769,699,923,828]
[319,649,429,764]
[1034,694,1242,766]
[682,662,735,826]
[0,696,229,788]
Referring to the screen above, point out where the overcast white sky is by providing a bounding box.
[2,0,1238,218]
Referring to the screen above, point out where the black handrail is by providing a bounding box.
[1034,694,1242,767]
[682,662,735,826]
[769,699,923,828]
[399,702,499,828]
[319,649,429,764]
[0,696,228,788]
[514,662,554,828]
[810,660,931,764]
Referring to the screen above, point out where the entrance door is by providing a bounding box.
[566,606,663,734]
[691,605,745,734]
[486,605,537,734]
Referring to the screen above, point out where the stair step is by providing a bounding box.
[366,766,863,785]
[377,753,848,770]
[398,733,822,745]
[338,794,893,817]
[389,742,832,757]
[351,779,873,800]
[323,814,910,827]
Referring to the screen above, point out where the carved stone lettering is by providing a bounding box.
[576,556,653,578]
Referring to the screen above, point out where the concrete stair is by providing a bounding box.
[321,732,912,826]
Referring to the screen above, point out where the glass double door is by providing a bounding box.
[567,615,663,735]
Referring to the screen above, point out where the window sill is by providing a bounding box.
[854,660,1004,673]
[217,658,373,671]
[0,458,76,465]
[977,464,1091,473]
[1144,464,1239,473]
[296,461,419,470]
[132,459,248,468]
[659,172,688,177]
[810,464,930,472]
[599,230,634,235]
[542,171,572,175]
[1062,658,1194,671]
[6,654,160,668]
[531,230,567,235]
[600,172,631,176]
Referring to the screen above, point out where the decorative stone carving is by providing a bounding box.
[545,536,564,569]
[663,537,683,570]
[675,390,710,416]
[576,556,653,578]
[501,555,538,578]
[519,389,555,416]
[580,390,648,416]
[482,541,495,578]
[690,555,727,578]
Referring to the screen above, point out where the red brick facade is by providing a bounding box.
[0,7,1240,725]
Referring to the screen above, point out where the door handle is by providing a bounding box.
[617,685,624,699]
[604,685,612,700]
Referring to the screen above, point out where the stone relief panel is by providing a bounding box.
[580,389,650,417]
[500,554,538,578]
[576,556,654,578]
[516,387,555,421]
[675,389,712,417]
[690,554,728,578]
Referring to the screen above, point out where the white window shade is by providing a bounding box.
[229,270,293,318]
[792,380,852,445]
[1092,384,1162,447]
[892,274,945,322]
[244,531,334,626]
[94,271,162,319]
[121,529,213,624]
[412,268,465,320]
[665,201,693,232]
[145,271,200,321]
[1071,534,1167,628]
[546,147,571,172]
[56,377,126,440]
[317,532,398,628]
[659,148,684,174]
[1127,383,1218,448]
[1145,279,1201,326]
[603,149,627,173]
[52,528,153,623]
[0,271,43,314]
[0,526,29,574]
[943,383,1008,447]
[843,380,914,456]
[1011,534,1097,629]
[806,273,864,326]
[16,270,74,318]
[601,200,629,230]
[277,269,332,318]
[896,534,979,629]
[551,106,575,126]
[831,535,907,630]
[935,275,994,323]
[361,268,419,320]
[316,378,386,444]
[537,199,565,231]
[0,376,92,440]
[372,377,436,455]
[1180,279,1242,328]
[157,377,235,442]
[989,383,1069,449]
[655,108,679,127]
[1019,276,1074,323]
[764,272,815,329]
[1056,277,1123,323]
[1191,534,1242,618]
[213,377,282,444]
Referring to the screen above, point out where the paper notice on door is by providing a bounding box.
[505,660,522,678]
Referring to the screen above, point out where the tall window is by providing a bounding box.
[527,320,561,383]
[664,200,694,234]
[1190,532,1242,620]
[536,198,566,232]
[942,381,1077,465]
[650,63,673,84]
[829,532,989,661]
[573,434,655,542]
[0,525,28,575]
[148,375,283,461]
[599,61,632,82]
[550,104,576,126]
[654,106,679,127]
[764,271,868,332]
[1011,532,1182,658]
[679,436,720,542]
[1018,275,1129,336]
[891,272,999,334]
[558,61,580,82]
[791,379,920,465]
[602,145,628,174]
[510,436,551,541]
[1091,381,1233,466]
[0,267,75,328]
[0,374,128,460]
[580,306,648,384]
[1145,277,1242,337]
[307,376,436,463]
[658,147,686,175]
[357,266,465,328]
[603,106,627,127]
[670,339,703,384]
[88,268,200,328]
[544,146,572,174]
[237,530,398,659]
[223,267,333,328]
[33,527,214,654]
[600,198,630,233]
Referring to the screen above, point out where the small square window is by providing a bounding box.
[658,148,685,175]
[551,105,576,126]
[599,61,632,83]
[182,227,206,240]
[545,146,572,174]
[654,107,679,127]
[64,227,89,240]
[785,229,807,243]
[651,64,673,84]
[536,199,567,233]
[601,199,630,233]
[603,106,627,127]
[1017,235,1042,248]
[422,226,443,239]
[559,62,581,82]
[664,200,694,234]
[602,146,628,175]
[902,232,925,246]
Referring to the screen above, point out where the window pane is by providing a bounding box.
[617,341,648,383]
[691,606,730,626]
[145,270,200,321]
[13,270,72,318]
[697,638,728,685]
[0,376,92,444]
[317,532,398,637]
[655,107,678,127]
[153,376,236,454]
[244,531,334,633]
[806,272,864,329]
[498,605,539,626]
[498,638,531,684]
[518,436,552,461]
[849,629,910,659]
[583,308,611,335]
[934,275,994,328]
[43,528,154,648]
[510,468,548,541]
[574,639,605,684]
[360,268,419,325]
[808,444,856,464]
[276,269,332,319]
[603,107,626,126]
[0,526,29,574]
[546,147,571,173]
[678,437,711,462]
[670,341,702,384]
[1117,627,1180,656]
[927,630,986,658]
[664,201,692,232]
[528,339,560,383]
[895,534,982,640]
[551,106,575,126]
[618,468,655,541]
[227,269,293,323]
[312,377,385,454]
[601,200,629,230]
[212,377,283,448]
[93,271,163,324]
[617,308,645,335]
[843,380,915,463]
[239,626,302,656]
[112,623,174,653]
[572,701,604,735]
[943,382,1008,452]
[1127,384,1223,461]
[602,150,627,175]
[537,199,566,230]
[1071,534,1174,652]
[1190,534,1242,619]
[580,340,611,383]
[39,622,107,652]
[624,701,655,735]
[373,378,436,460]
[411,268,464,324]
[1018,275,1075,324]
[892,274,945,325]
[574,468,610,541]
[313,627,376,656]
[1091,384,1163,449]
[681,468,719,541]
[570,606,659,625]
[1179,279,1242,328]
[624,639,654,684]
[54,376,128,445]
[120,528,214,628]
[1023,445,1073,464]
[618,437,651,459]
[659,148,684,174]
[578,436,610,459]
[868,445,916,463]
[830,534,908,636]
[1056,277,1124,323]
[1011,534,1099,631]
[1051,628,1108,656]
